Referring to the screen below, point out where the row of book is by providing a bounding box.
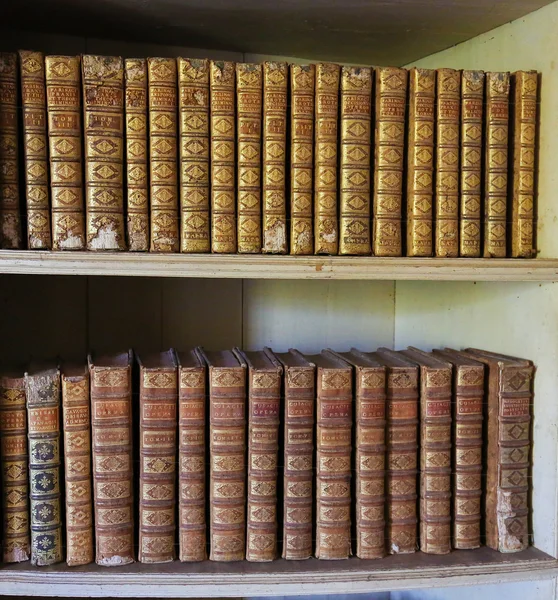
[0,346,533,567]
[0,51,538,257]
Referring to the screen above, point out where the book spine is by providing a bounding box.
[210,61,236,253]
[290,64,314,255]
[178,58,210,253]
[484,72,510,258]
[62,372,94,565]
[0,374,30,562]
[148,58,179,252]
[460,70,484,257]
[406,68,435,257]
[339,66,372,256]
[262,62,288,254]
[236,63,262,254]
[314,63,341,255]
[19,50,52,249]
[45,55,85,250]
[124,58,149,251]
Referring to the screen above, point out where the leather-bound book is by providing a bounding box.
[484,72,510,258]
[0,369,30,562]
[433,348,484,550]
[19,50,52,249]
[138,350,178,563]
[210,61,236,253]
[61,364,94,566]
[274,349,315,560]
[376,348,419,554]
[45,55,85,250]
[124,59,149,251]
[177,349,207,562]
[25,363,62,566]
[199,348,247,561]
[314,63,341,255]
[406,68,435,257]
[88,350,134,566]
[262,62,288,254]
[178,58,210,253]
[339,66,372,256]
[464,348,533,552]
[304,351,352,559]
[373,67,407,257]
[148,58,179,252]
[236,63,262,254]
[290,64,314,255]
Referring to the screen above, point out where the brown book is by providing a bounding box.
[88,351,134,566]
[45,55,85,250]
[0,369,30,562]
[406,68,435,257]
[177,349,207,562]
[199,348,247,561]
[124,58,149,251]
[19,50,52,250]
[138,350,178,563]
[464,348,533,552]
[61,364,94,566]
[433,348,484,550]
[376,349,419,554]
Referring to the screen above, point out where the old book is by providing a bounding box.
[88,351,134,566]
[464,348,533,552]
[61,364,94,566]
[210,61,236,253]
[373,67,407,256]
[433,348,484,550]
[484,72,510,258]
[0,369,30,562]
[314,63,341,255]
[406,68,435,257]
[148,58,179,252]
[435,68,460,258]
[262,62,288,254]
[177,349,207,562]
[25,363,62,566]
[274,349,315,560]
[460,70,485,257]
[0,53,22,249]
[199,348,247,561]
[178,58,210,253]
[304,351,352,559]
[45,55,85,250]
[376,348,419,554]
[510,71,538,258]
[236,63,262,254]
[339,66,372,256]
[401,347,452,555]
[290,64,315,255]
[19,50,52,250]
[138,350,178,563]
[124,59,149,251]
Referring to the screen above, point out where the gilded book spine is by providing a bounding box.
[178,58,210,253]
[19,50,51,249]
[124,59,149,251]
[373,67,407,256]
[406,68,435,257]
[314,63,341,255]
[45,55,85,250]
[339,66,372,255]
[148,58,179,252]
[263,62,288,254]
[236,63,262,254]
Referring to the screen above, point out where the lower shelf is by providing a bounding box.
[0,547,556,597]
